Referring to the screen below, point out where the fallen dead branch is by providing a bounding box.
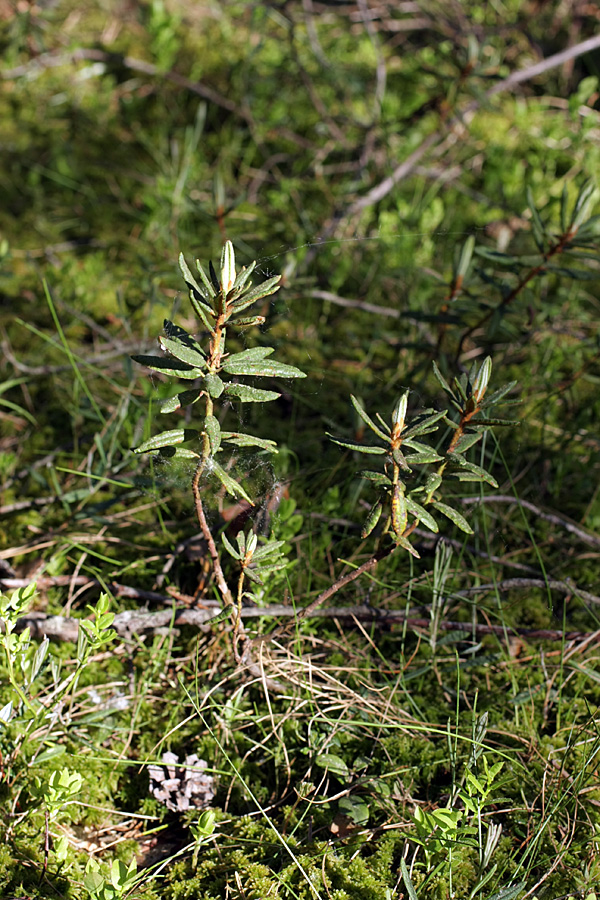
[7,603,600,646]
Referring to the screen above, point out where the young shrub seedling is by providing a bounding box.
[132,242,305,656]
[329,356,518,558]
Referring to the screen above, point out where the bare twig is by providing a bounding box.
[308,289,404,319]
[458,577,600,607]
[0,497,57,515]
[461,495,600,549]
[9,603,600,645]
[483,34,600,99]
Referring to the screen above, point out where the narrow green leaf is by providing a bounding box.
[392,447,411,471]
[424,473,443,495]
[224,347,274,366]
[160,388,201,414]
[211,461,253,503]
[447,453,498,487]
[468,416,517,427]
[444,410,461,424]
[432,360,454,397]
[400,859,419,900]
[229,275,281,313]
[451,431,482,453]
[221,531,241,560]
[191,295,216,334]
[207,606,233,625]
[391,482,408,536]
[403,438,435,454]
[251,540,286,562]
[232,261,256,294]
[251,561,288,576]
[159,446,200,459]
[223,358,305,378]
[159,334,206,369]
[187,289,215,324]
[134,428,189,453]
[189,259,214,299]
[229,315,266,327]
[571,179,599,230]
[350,395,390,441]
[254,559,289,575]
[404,449,444,465]
[454,375,469,403]
[527,186,546,252]
[560,183,569,234]
[574,215,600,240]
[474,247,522,265]
[375,412,391,435]
[432,501,474,534]
[179,252,211,300]
[406,496,438,532]
[402,409,446,439]
[457,234,475,278]
[221,432,278,452]
[359,470,391,488]
[235,531,247,556]
[543,265,597,280]
[329,437,386,455]
[131,355,204,380]
[224,383,281,403]
[362,500,383,538]
[243,567,264,585]
[447,471,490,485]
[393,531,420,558]
[204,415,221,454]
[204,373,224,398]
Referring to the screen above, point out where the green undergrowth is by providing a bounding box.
[2,1,600,897]
[3,584,600,898]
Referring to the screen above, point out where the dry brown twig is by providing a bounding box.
[4,582,599,646]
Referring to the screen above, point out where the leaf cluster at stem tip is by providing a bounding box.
[131,241,306,501]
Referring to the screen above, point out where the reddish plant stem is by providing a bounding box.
[192,459,233,610]
[275,541,398,638]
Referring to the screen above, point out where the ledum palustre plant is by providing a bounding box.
[133,240,518,649]
[285,357,519,629]
[132,242,305,655]
[329,359,517,555]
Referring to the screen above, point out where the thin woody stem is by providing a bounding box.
[192,444,234,611]
[455,228,577,361]
[231,570,246,663]
[274,540,397,639]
